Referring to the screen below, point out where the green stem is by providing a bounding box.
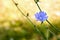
[12,0,34,26]
[46,20,60,32]
[34,1,42,11]
[36,3,42,11]
[45,27,58,40]
[34,0,60,32]
[46,29,49,40]
[48,28,58,40]
[35,27,46,40]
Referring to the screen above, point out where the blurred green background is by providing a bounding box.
[0,0,60,40]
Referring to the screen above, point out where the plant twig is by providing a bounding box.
[34,0,42,11]
[46,20,60,32]
[34,0,60,32]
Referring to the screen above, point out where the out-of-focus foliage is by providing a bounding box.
[0,20,60,40]
[0,0,60,40]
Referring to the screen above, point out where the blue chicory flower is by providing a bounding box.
[35,11,48,22]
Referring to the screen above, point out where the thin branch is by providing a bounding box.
[34,0,60,32]
[34,0,42,11]
[46,20,60,32]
